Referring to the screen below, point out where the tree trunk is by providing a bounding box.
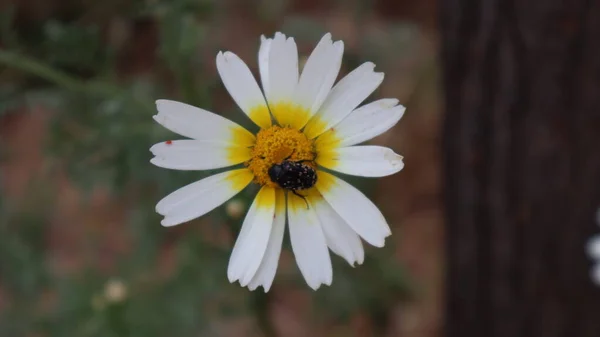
[440,0,600,336]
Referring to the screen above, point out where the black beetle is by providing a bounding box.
[268,159,317,208]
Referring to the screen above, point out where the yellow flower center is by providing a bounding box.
[245,125,316,187]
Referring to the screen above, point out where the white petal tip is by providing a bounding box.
[387,99,400,107]
[227,270,239,283]
[155,99,173,108]
[155,201,168,215]
[373,99,400,110]
[153,107,167,120]
[392,105,407,119]
[370,239,386,248]
[248,284,272,293]
[320,33,333,44]
[239,276,253,288]
[223,51,236,59]
[216,51,226,65]
[388,153,405,171]
[160,218,179,227]
[395,105,407,116]
[344,258,359,268]
[308,283,321,291]
[149,142,164,154]
[152,114,169,130]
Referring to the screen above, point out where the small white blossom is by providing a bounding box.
[587,207,600,285]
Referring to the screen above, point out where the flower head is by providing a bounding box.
[151,32,405,291]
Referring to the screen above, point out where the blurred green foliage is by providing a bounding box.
[0,0,414,336]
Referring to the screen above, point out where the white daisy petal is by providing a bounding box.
[228,186,277,286]
[312,194,364,266]
[154,100,255,146]
[315,171,391,247]
[303,62,385,139]
[293,33,344,122]
[266,32,298,104]
[587,235,600,259]
[156,169,253,227]
[288,193,332,290]
[258,35,272,99]
[315,99,405,150]
[317,145,404,177]
[267,33,305,128]
[216,51,272,129]
[150,140,251,171]
[248,189,286,292]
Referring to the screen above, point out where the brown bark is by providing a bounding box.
[440,0,600,336]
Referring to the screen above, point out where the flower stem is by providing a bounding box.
[252,291,277,337]
[0,50,119,96]
[0,50,83,91]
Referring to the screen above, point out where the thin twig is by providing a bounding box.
[0,50,119,96]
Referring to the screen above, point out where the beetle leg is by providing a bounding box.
[292,190,309,209]
[284,149,295,161]
[290,152,315,164]
[246,155,266,163]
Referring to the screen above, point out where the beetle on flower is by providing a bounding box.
[150,32,406,291]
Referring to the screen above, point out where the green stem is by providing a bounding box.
[0,50,83,91]
[0,50,119,96]
[252,291,277,337]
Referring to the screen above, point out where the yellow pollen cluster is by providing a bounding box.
[246,126,316,187]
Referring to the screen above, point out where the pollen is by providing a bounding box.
[246,125,315,187]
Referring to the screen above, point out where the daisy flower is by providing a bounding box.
[151,32,405,291]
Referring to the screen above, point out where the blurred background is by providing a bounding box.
[0,1,440,336]
[1,0,599,336]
